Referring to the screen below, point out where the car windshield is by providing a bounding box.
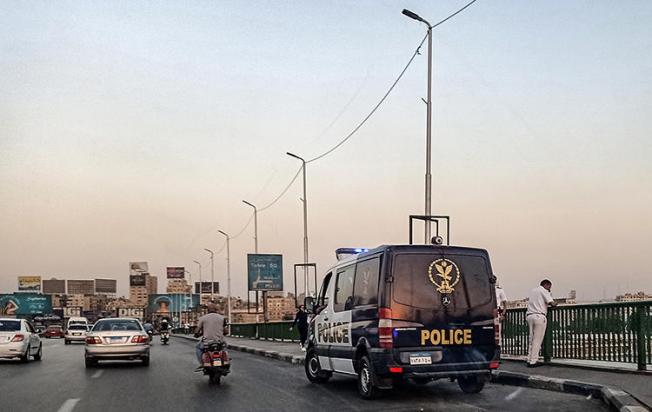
[68,325,87,330]
[47,326,62,330]
[0,320,21,331]
[93,320,142,332]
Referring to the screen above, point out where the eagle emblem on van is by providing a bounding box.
[428,259,461,294]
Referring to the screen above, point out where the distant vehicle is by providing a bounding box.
[65,324,89,344]
[43,325,65,339]
[67,317,89,330]
[85,318,150,367]
[304,245,500,399]
[0,318,43,362]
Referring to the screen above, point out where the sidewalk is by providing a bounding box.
[175,335,650,410]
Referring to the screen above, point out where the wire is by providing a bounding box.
[230,212,255,240]
[259,166,303,212]
[431,0,478,30]
[305,33,427,164]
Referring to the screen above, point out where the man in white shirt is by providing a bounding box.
[526,279,557,367]
[495,279,507,346]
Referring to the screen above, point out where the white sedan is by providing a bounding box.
[0,318,42,362]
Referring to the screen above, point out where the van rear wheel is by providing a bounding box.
[458,375,485,394]
[305,348,330,383]
[357,356,382,399]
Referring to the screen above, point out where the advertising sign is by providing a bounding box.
[95,278,117,294]
[0,293,52,316]
[166,267,185,279]
[194,282,219,294]
[247,254,283,291]
[118,307,145,320]
[18,276,42,292]
[63,306,82,318]
[129,262,149,275]
[148,294,199,314]
[130,274,147,286]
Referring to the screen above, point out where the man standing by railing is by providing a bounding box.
[526,279,557,367]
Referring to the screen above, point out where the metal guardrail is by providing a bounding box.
[502,300,651,370]
[228,301,651,371]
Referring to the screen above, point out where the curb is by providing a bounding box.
[491,370,649,411]
[172,335,647,411]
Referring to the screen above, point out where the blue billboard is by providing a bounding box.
[148,294,199,314]
[0,293,53,316]
[247,254,283,291]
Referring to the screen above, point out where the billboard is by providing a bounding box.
[129,262,149,275]
[95,278,117,294]
[42,278,66,294]
[148,294,199,314]
[18,276,42,292]
[166,267,185,279]
[63,306,82,318]
[130,274,147,286]
[194,282,219,294]
[0,293,52,316]
[117,307,144,320]
[247,254,283,291]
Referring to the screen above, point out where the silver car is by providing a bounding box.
[0,318,42,362]
[84,318,150,367]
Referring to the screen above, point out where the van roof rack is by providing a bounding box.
[409,215,450,246]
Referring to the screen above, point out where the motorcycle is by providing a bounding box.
[146,330,154,345]
[201,339,230,385]
[160,330,170,345]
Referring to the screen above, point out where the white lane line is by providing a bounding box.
[505,387,524,401]
[56,398,80,412]
[91,370,103,378]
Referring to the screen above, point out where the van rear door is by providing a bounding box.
[388,248,496,363]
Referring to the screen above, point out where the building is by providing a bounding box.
[616,291,652,302]
[67,280,95,295]
[95,278,117,295]
[129,273,158,306]
[167,279,191,294]
[42,278,66,294]
[267,293,297,321]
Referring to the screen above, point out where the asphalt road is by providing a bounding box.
[0,337,609,412]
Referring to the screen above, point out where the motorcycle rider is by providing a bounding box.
[159,318,170,343]
[194,303,227,371]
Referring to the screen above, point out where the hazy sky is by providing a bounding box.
[1,1,651,302]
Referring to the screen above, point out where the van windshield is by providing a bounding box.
[392,253,493,316]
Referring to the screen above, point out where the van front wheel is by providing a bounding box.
[357,356,382,399]
[458,375,485,394]
[305,348,330,383]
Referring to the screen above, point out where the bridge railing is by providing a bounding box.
[230,320,301,341]
[502,300,651,370]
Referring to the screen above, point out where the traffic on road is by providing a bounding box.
[0,335,609,412]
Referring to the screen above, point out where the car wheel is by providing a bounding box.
[19,347,30,363]
[33,344,42,361]
[85,358,97,368]
[458,375,485,394]
[304,348,330,383]
[209,372,221,385]
[141,356,150,366]
[65,340,70,345]
[357,356,381,399]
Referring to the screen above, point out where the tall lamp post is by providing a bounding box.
[193,260,202,306]
[287,152,309,298]
[204,248,215,302]
[403,8,433,244]
[218,230,232,328]
[184,269,193,327]
[242,199,266,322]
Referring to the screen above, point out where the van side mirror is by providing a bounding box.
[304,296,316,314]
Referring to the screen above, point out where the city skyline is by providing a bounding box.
[1,1,651,302]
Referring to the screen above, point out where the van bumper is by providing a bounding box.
[369,350,495,381]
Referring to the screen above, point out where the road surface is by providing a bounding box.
[0,337,608,412]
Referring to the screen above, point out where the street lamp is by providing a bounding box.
[193,260,202,305]
[403,8,434,244]
[218,230,232,327]
[242,199,266,322]
[287,152,309,298]
[184,269,193,327]
[204,248,215,301]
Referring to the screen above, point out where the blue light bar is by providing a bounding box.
[336,248,370,260]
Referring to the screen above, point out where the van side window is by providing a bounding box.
[334,265,355,312]
[318,272,332,309]
[353,257,380,306]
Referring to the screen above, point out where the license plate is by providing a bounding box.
[110,337,125,344]
[409,354,432,365]
[73,333,81,336]
[204,360,222,367]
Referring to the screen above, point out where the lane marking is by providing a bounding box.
[57,398,80,412]
[91,370,103,378]
[505,387,524,401]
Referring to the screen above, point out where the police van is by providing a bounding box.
[304,244,500,399]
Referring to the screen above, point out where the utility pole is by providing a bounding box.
[218,230,232,328]
[287,152,309,298]
[243,200,267,322]
[204,248,215,301]
[193,260,202,307]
